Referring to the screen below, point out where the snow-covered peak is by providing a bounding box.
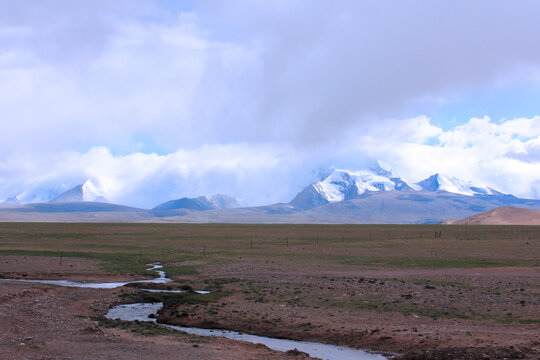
[416,174,499,196]
[368,160,392,177]
[313,168,412,202]
[290,164,507,210]
[200,194,240,209]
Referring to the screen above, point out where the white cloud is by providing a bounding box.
[3,1,540,158]
[0,144,316,207]
[2,116,539,207]
[359,116,540,199]
[2,2,540,206]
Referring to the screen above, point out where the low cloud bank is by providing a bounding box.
[2,116,539,208]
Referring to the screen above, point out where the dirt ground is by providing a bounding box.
[160,260,539,358]
[0,223,538,359]
[0,256,538,359]
[0,258,306,360]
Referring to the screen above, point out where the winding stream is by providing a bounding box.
[0,263,172,288]
[105,302,386,360]
[4,263,387,359]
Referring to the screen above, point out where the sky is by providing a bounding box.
[1,0,540,207]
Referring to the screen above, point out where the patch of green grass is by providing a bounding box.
[330,295,471,320]
[120,290,229,308]
[163,265,200,276]
[0,249,155,276]
[340,256,539,269]
[202,278,240,290]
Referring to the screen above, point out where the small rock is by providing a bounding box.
[286,348,310,357]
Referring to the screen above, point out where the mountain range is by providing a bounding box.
[2,163,540,223]
[290,162,501,210]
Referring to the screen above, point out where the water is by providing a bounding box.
[105,302,386,360]
[1,263,172,289]
[4,265,384,359]
[1,263,213,294]
[106,302,163,321]
[141,289,210,294]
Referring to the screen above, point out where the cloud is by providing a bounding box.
[3,1,540,157]
[0,144,318,207]
[2,116,539,207]
[359,116,540,199]
[2,1,540,205]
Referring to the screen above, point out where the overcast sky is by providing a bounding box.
[1,0,540,207]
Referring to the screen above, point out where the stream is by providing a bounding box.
[0,263,172,289]
[105,302,386,360]
[3,263,387,359]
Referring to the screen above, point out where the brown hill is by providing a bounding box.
[444,206,540,225]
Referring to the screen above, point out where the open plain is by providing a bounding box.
[0,223,538,359]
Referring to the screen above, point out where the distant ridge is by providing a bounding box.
[443,206,540,225]
[153,194,240,211]
[2,192,540,224]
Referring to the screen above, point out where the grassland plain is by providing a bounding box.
[0,222,538,359]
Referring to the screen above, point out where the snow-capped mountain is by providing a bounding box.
[290,162,414,209]
[201,194,241,209]
[291,163,504,210]
[415,174,502,196]
[49,180,108,203]
[1,179,107,205]
[153,194,240,211]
